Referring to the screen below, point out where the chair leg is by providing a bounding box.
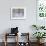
[4,33,7,46]
[4,41,7,46]
[16,34,18,46]
[17,34,18,46]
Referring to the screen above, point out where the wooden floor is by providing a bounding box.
[0,42,46,46]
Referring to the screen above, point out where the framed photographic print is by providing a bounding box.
[11,7,26,19]
[37,0,46,20]
[36,0,46,26]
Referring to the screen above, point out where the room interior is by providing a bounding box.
[0,0,46,46]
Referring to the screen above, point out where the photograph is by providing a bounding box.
[11,7,26,19]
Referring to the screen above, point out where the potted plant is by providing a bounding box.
[32,24,45,30]
[32,24,46,43]
[32,25,39,30]
[33,32,46,43]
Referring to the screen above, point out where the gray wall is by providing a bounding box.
[0,0,36,42]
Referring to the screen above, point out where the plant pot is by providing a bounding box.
[40,39,45,43]
[37,39,45,44]
[37,39,40,43]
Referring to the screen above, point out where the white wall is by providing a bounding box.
[0,0,37,42]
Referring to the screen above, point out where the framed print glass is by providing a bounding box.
[11,7,26,19]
